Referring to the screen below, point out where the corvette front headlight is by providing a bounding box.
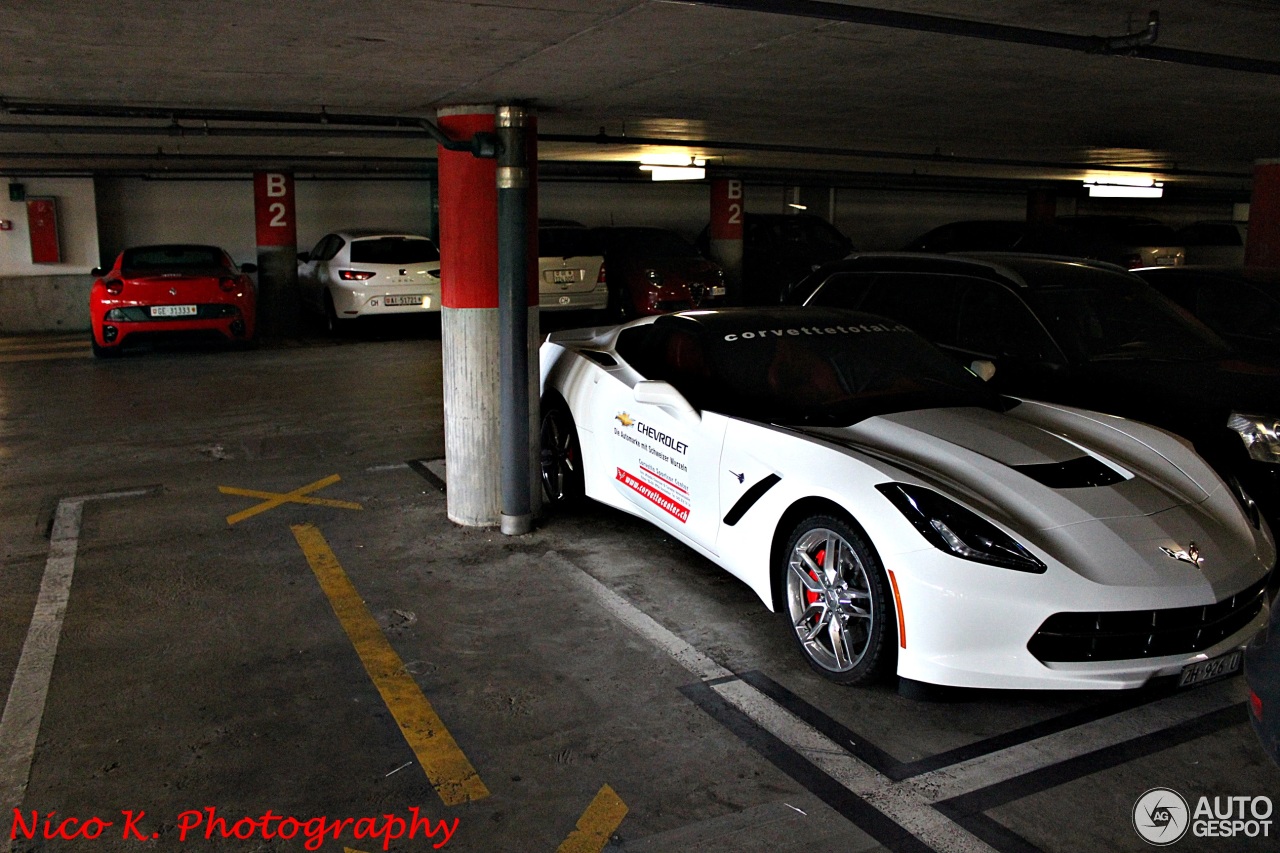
[1228,413,1280,464]
[876,483,1046,573]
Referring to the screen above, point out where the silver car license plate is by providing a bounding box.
[549,269,579,284]
[384,295,423,307]
[150,305,198,317]
[1178,649,1241,688]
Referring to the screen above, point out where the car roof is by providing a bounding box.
[651,305,900,336]
[332,230,433,240]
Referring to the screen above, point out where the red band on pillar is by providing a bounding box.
[710,179,744,241]
[1246,162,1280,268]
[253,172,296,247]
[439,112,499,309]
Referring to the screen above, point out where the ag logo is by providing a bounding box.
[1133,788,1190,845]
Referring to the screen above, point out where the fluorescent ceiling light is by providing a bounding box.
[638,153,706,181]
[1085,181,1164,198]
[643,165,706,181]
[1083,174,1164,198]
[787,203,808,210]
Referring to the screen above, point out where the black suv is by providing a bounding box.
[700,212,853,305]
[790,252,1280,532]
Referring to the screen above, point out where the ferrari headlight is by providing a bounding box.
[876,483,1046,573]
[1228,412,1280,464]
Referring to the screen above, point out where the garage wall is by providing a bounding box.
[0,177,100,333]
[95,178,436,265]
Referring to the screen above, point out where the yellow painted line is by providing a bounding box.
[219,474,362,525]
[556,785,628,853]
[292,523,489,806]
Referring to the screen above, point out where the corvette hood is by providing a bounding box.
[819,406,1208,530]
[807,407,1266,591]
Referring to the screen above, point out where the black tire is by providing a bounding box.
[540,395,585,508]
[779,514,896,685]
[91,334,122,359]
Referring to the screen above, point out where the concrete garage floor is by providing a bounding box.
[0,327,1277,853]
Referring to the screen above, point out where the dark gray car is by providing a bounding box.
[1246,602,1279,765]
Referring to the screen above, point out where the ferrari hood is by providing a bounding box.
[821,406,1208,529]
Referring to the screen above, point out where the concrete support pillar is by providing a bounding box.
[1026,188,1057,224]
[437,106,541,528]
[1245,159,1280,268]
[253,171,300,337]
[708,178,744,304]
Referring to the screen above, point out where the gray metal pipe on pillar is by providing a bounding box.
[497,105,534,535]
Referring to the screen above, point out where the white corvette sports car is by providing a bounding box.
[539,307,1276,690]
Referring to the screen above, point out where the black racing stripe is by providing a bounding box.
[680,682,934,853]
[723,474,781,526]
[407,458,446,493]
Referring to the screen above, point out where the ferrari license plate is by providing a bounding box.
[550,269,579,284]
[150,304,197,317]
[1178,649,1242,688]
[384,295,423,306]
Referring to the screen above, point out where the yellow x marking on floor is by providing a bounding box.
[219,474,363,525]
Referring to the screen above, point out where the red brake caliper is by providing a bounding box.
[805,547,826,611]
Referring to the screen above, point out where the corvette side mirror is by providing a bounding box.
[969,359,996,382]
[634,380,700,423]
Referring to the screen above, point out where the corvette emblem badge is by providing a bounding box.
[1161,541,1203,566]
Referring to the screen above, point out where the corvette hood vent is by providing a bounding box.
[1013,456,1126,489]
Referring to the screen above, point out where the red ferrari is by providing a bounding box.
[90,244,258,357]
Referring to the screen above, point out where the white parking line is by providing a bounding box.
[551,551,997,853]
[0,489,152,814]
[904,676,1243,804]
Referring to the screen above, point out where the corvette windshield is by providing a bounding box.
[625,315,1007,426]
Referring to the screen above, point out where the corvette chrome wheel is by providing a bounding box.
[782,515,894,685]
[540,399,584,506]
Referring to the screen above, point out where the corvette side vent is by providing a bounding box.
[1027,575,1268,663]
[1012,456,1125,489]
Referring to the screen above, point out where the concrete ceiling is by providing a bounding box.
[2,0,1278,197]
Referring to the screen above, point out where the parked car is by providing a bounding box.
[540,306,1274,689]
[538,219,608,312]
[698,212,854,305]
[298,231,441,333]
[1133,266,1280,360]
[89,244,258,358]
[591,226,726,319]
[904,219,1101,258]
[1246,600,1280,765]
[1056,215,1185,268]
[1176,220,1249,266]
[790,252,1280,532]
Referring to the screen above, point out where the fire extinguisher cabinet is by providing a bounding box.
[26,197,62,264]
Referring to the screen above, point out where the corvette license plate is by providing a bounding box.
[150,305,197,317]
[549,269,579,284]
[1178,649,1242,688]
[384,295,423,306]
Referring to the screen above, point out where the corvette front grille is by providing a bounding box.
[1027,574,1269,663]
